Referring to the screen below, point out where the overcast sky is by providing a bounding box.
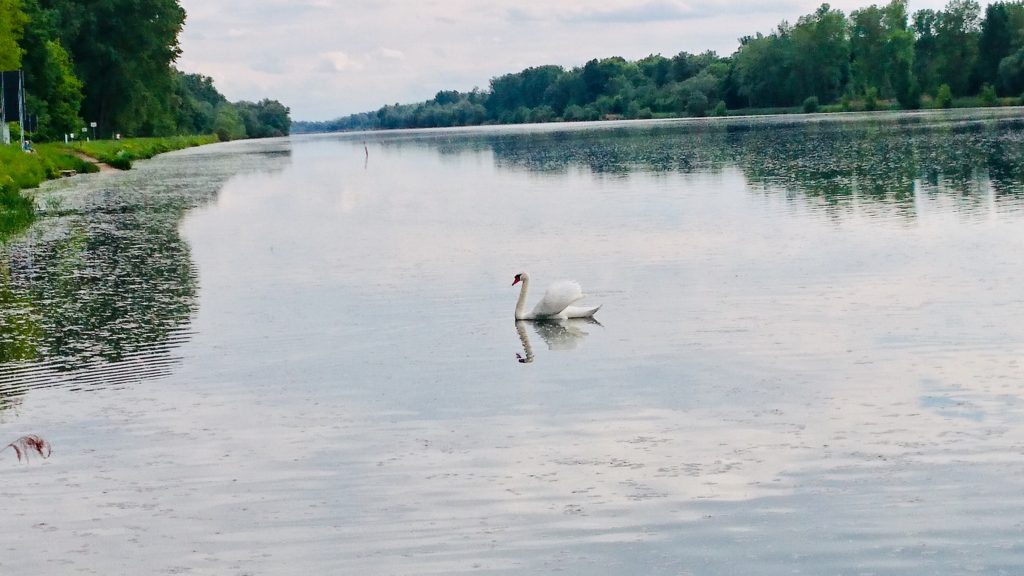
[176,0,956,121]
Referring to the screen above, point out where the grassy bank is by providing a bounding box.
[73,135,219,169]
[0,143,97,240]
[1,135,219,241]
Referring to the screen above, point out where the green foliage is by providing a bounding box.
[686,92,709,116]
[75,135,217,165]
[0,178,34,240]
[0,0,27,70]
[998,48,1024,95]
[213,104,247,141]
[22,38,84,141]
[713,101,728,116]
[970,1,1019,89]
[850,1,914,101]
[935,83,954,107]
[236,99,292,138]
[980,83,998,105]
[0,0,26,72]
[864,87,879,111]
[933,0,983,95]
[803,95,820,113]
[45,0,186,136]
[173,72,225,135]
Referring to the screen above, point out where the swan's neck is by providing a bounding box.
[515,275,530,320]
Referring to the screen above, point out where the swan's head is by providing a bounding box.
[512,272,528,286]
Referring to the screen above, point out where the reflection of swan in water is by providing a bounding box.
[515,318,601,363]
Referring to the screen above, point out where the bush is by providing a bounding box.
[713,101,727,116]
[897,82,922,109]
[106,156,132,170]
[563,105,586,122]
[980,84,998,107]
[998,48,1024,96]
[686,92,709,117]
[935,84,953,108]
[0,176,35,240]
[802,96,819,113]
[864,87,879,111]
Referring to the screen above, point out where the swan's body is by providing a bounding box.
[512,272,601,320]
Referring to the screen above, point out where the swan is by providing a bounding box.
[512,272,601,320]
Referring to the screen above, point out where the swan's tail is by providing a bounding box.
[564,305,601,319]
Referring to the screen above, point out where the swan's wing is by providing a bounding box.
[531,280,585,317]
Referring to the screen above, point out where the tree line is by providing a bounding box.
[0,0,290,142]
[295,0,1024,133]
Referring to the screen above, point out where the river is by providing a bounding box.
[2,109,1024,574]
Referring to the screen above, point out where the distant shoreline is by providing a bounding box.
[293,103,1024,135]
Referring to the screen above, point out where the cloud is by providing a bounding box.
[321,51,365,73]
[567,1,707,23]
[508,0,804,25]
[377,48,406,61]
[251,56,288,75]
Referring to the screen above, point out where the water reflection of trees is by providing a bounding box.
[738,116,1024,205]
[0,146,293,409]
[3,212,196,369]
[378,112,1024,217]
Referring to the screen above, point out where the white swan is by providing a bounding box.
[512,272,601,320]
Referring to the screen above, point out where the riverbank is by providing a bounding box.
[0,135,219,241]
[74,135,219,170]
[0,144,96,239]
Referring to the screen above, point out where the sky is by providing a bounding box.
[176,0,956,121]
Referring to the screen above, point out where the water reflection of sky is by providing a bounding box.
[3,112,1024,575]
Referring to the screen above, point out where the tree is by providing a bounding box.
[173,71,227,134]
[24,40,82,139]
[236,99,291,138]
[0,0,27,70]
[637,54,671,87]
[733,30,794,107]
[850,0,914,103]
[47,0,186,136]
[790,4,849,103]
[213,104,245,141]
[885,1,918,108]
[935,0,982,95]
[913,9,943,95]
[975,2,1019,92]
[998,47,1024,94]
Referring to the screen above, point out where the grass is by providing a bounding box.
[1,134,219,241]
[73,134,219,169]
[0,143,97,240]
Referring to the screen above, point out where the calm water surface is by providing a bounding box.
[3,110,1024,574]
